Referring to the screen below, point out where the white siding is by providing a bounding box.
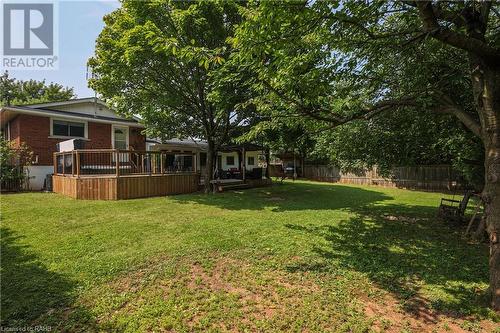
[218,151,262,171]
[219,152,239,171]
[244,151,260,171]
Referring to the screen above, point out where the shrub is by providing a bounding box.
[0,137,33,190]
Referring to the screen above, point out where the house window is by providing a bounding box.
[178,155,193,170]
[52,120,85,137]
[165,154,193,172]
[247,156,255,166]
[113,126,128,150]
[226,156,235,165]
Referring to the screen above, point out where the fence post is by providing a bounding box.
[160,152,164,174]
[62,153,65,176]
[149,152,152,176]
[115,150,120,177]
[76,151,80,178]
[53,153,57,175]
[71,152,75,176]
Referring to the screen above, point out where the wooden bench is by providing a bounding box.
[437,190,473,223]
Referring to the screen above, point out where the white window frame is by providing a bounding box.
[111,125,129,150]
[50,118,88,139]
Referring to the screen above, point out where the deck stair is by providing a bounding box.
[214,179,251,192]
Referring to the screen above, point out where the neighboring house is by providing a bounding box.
[145,137,162,151]
[149,138,208,174]
[150,139,267,178]
[0,98,145,190]
[217,144,266,174]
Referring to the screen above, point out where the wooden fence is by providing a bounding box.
[302,165,466,191]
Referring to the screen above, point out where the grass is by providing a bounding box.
[1,180,498,332]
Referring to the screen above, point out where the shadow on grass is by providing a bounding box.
[0,227,97,330]
[173,181,393,211]
[285,202,492,319]
[175,181,492,319]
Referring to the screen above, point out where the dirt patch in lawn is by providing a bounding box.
[186,257,321,323]
[188,259,250,295]
[89,254,368,331]
[83,254,497,332]
[364,292,497,333]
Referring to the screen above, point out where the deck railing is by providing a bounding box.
[54,149,197,177]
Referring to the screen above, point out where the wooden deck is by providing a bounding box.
[51,149,270,200]
[53,173,199,200]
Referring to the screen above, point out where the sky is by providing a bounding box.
[7,0,120,98]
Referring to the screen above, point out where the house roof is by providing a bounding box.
[21,97,109,109]
[146,138,162,144]
[0,98,144,127]
[162,138,208,146]
[150,138,208,152]
[150,140,266,152]
[220,143,266,152]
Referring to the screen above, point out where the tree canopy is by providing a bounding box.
[232,0,500,308]
[232,1,491,174]
[0,71,75,106]
[89,0,253,189]
[89,0,500,308]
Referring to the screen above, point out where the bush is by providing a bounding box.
[0,137,33,190]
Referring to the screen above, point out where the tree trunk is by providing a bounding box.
[471,56,500,310]
[204,140,215,194]
[265,149,270,178]
[483,143,500,311]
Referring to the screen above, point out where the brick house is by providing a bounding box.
[0,98,145,190]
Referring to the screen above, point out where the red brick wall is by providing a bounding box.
[9,114,145,165]
[14,114,59,165]
[9,115,21,146]
[88,122,112,149]
[129,127,146,151]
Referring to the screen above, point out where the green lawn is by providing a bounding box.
[1,181,498,332]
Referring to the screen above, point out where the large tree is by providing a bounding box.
[234,1,500,309]
[309,107,484,186]
[0,71,75,106]
[89,0,251,191]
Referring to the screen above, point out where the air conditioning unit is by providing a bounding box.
[56,138,86,152]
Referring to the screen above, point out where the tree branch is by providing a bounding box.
[262,77,418,127]
[434,94,482,137]
[480,1,492,27]
[433,3,467,27]
[416,1,500,64]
